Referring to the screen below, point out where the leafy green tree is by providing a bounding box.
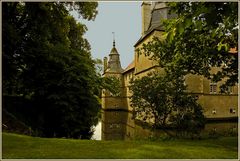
[92,59,121,98]
[3,2,100,139]
[130,71,205,138]
[141,2,238,91]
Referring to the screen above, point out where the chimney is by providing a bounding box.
[103,57,108,72]
[141,2,151,36]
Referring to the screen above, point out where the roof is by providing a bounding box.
[134,25,164,47]
[123,61,135,73]
[134,3,176,47]
[109,47,119,55]
[229,47,238,54]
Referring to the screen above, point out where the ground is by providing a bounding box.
[2,132,238,159]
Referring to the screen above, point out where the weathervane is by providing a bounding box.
[112,32,115,47]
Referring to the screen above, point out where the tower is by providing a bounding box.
[101,34,129,140]
[102,34,126,111]
[104,33,123,73]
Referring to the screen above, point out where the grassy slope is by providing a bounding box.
[2,132,238,159]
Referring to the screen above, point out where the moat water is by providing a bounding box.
[92,110,238,140]
[91,122,101,140]
[91,110,134,140]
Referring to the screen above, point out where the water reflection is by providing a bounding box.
[94,110,238,140]
[101,110,134,140]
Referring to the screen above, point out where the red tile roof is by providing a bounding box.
[123,61,135,73]
[229,47,238,54]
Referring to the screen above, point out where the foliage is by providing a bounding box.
[3,132,238,159]
[3,2,100,139]
[2,107,32,135]
[142,2,238,92]
[101,76,121,96]
[92,59,121,97]
[130,72,205,137]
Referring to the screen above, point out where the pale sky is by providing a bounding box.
[72,2,142,69]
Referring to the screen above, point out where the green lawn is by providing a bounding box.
[2,132,238,159]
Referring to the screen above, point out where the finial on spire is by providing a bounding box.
[112,32,115,47]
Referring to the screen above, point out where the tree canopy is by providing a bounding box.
[130,72,205,138]
[141,2,238,91]
[3,2,101,139]
[130,2,239,138]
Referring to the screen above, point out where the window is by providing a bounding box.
[230,108,236,114]
[128,87,132,94]
[212,109,217,114]
[183,75,186,87]
[210,82,217,94]
[109,123,120,129]
[137,52,140,62]
[227,86,233,94]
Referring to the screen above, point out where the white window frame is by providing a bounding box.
[210,82,217,94]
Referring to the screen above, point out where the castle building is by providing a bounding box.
[101,2,238,139]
